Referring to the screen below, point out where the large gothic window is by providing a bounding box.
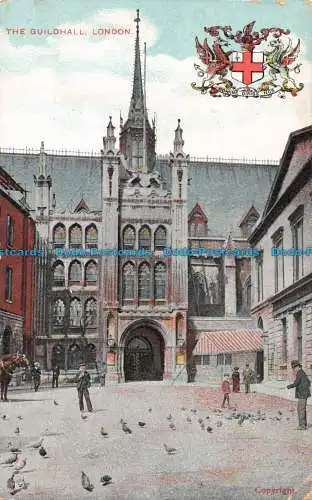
[70,298,82,327]
[53,261,65,286]
[139,226,151,250]
[53,299,65,326]
[68,344,82,369]
[122,262,135,302]
[85,298,97,326]
[154,226,167,250]
[138,263,151,301]
[53,224,66,247]
[85,225,98,248]
[69,224,82,248]
[85,261,97,284]
[154,263,166,300]
[69,260,81,284]
[123,226,136,249]
[51,344,65,369]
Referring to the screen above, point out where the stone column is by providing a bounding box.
[224,255,237,315]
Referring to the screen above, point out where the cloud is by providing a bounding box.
[0,9,311,159]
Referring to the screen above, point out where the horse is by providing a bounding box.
[0,352,29,401]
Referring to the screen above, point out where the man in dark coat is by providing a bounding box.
[287,360,311,430]
[31,362,41,392]
[52,365,60,388]
[76,363,93,412]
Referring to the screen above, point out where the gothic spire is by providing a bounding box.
[128,9,144,118]
[39,140,46,177]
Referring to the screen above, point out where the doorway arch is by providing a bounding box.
[123,324,165,382]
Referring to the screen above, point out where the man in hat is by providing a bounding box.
[76,363,93,413]
[243,364,251,393]
[287,360,311,430]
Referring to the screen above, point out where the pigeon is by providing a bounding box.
[238,416,245,425]
[100,426,108,437]
[207,426,213,433]
[181,407,187,411]
[2,414,7,420]
[138,421,146,427]
[164,444,176,455]
[7,444,21,453]
[286,417,290,421]
[39,446,47,457]
[81,471,94,492]
[120,418,125,425]
[2,453,18,465]
[13,458,26,472]
[200,422,205,430]
[100,475,112,486]
[277,410,282,416]
[167,414,173,421]
[17,416,23,420]
[169,422,176,430]
[148,408,152,412]
[14,427,20,435]
[187,417,192,423]
[29,438,43,449]
[7,473,16,493]
[53,400,59,406]
[190,409,197,414]
[122,422,132,434]
[198,418,203,424]
[81,414,88,420]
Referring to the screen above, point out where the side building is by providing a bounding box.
[0,166,36,359]
[250,125,312,381]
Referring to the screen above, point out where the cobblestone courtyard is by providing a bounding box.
[0,383,311,499]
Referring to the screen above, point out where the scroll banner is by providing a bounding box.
[107,352,115,366]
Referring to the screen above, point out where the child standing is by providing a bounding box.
[221,374,231,408]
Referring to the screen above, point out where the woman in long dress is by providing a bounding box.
[232,367,240,392]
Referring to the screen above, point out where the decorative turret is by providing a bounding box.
[103,116,116,154]
[119,10,156,171]
[34,141,52,219]
[173,119,185,156]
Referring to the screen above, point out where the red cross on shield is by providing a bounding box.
[231,51,264,85]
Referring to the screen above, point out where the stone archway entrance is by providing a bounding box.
[124,326,165,382]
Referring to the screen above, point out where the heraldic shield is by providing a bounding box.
[231,51,264,85]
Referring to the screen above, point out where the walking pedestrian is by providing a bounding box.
[52,365,60,388]
[31,362,41,392]
[243,364,251,393]
[76,363,93,413]
[221,374,231,408]
[287,360,311,430]
[232,367,240,393]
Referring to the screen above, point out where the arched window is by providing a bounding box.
[53,261,65,286]
[69,224,82,248]
[86,343,96,369]
[53,299,65,326]
[70,298,82,327]
[85,225,98,248]
[68,344,82,369]
[154,226,167,250]
[2,326,12,355]
[53,224,66,247]
[85,298,97,326]
[123,226,136,249]
[51,344,65,370]
[122,262,135,302]
[139,226,151,250]
[85,261,97,284]
[69,260,81,284]
[138,263,151,301]
[244,276,251,312]
[154,263,166,300]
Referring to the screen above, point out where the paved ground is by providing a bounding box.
[0,383,311,500]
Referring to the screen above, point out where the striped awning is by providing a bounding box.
[193,329,263,355]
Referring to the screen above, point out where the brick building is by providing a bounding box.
[0,167,36,359]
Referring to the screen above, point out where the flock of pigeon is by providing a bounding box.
[1,399,295,496]
[1,412,48,495]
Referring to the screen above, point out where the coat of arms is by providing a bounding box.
[191,21,304,98]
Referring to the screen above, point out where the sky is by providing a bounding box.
[0,0,311,160]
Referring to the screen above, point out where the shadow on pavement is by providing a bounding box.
[5,398,49,403]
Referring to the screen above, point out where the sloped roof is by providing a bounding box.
[74,198,89,213]
[188,202,208,223]
[194,329,263,354]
